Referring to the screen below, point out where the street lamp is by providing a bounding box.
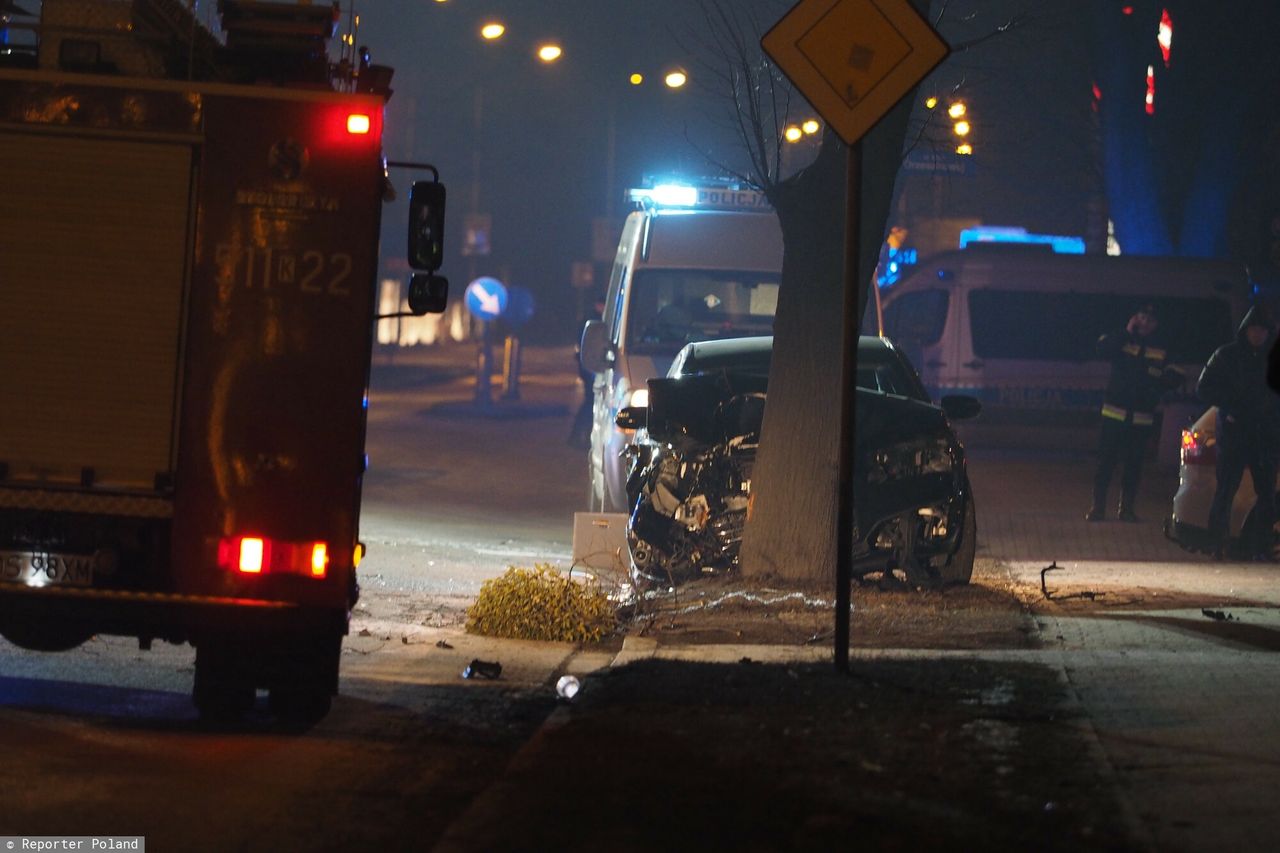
[537,43,562,63]
[801,119,820,135]
[783,125,803,142]
[480,22,505,40]
[629,72,644,86]
[947,102,967,119]
[953,119,971,137]
[663,69,687,89]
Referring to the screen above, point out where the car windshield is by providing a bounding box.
[627,269,779,354]
[857,345,928,401]
[675,339,928,402]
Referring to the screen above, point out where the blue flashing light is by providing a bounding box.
[876,246,918,287]
[959,226,1085,254]
[627,181,771,212]
[653,184,698,206]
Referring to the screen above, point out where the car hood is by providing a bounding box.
[855,388,949,448]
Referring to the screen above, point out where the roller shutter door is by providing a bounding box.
[0,131,192,490]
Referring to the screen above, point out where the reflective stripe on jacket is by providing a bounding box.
[1101,403,1154,427]
[1097,329,1182,427]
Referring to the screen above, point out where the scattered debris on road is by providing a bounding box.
[1039,562,1105,602]
[462,659,503,679]
[1201,608,1236,622]
[555,675,581,700]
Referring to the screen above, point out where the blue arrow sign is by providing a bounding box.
[465,277,508,320]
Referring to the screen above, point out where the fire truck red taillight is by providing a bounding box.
[311,543,329,578]
[238,538,265,573]
[217,537,330,579]
[347,113,371,135]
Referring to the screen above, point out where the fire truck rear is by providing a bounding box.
[0,0,447,721]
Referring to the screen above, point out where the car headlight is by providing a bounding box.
[866,437,955,484]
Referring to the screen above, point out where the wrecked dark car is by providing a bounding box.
[616,335,981,589]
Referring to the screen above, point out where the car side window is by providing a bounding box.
[856,348,930,401]
[857,362,908,397]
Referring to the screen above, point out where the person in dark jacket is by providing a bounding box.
[1197,304,1280,559]
[1087,303,1185,522]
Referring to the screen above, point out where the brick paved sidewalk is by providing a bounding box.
[966,445,1214,565]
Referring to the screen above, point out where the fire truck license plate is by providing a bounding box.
[0,551,95,587]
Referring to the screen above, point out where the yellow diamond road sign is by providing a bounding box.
[762,0,949,146]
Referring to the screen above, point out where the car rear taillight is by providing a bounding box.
[1181,429,1217,466]
[217,536,330,579]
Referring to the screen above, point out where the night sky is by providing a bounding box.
[13,0,1272,338]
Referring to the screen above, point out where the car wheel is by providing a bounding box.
[626,532,662,590]
[937,497,977,586]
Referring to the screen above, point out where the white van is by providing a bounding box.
[871,246,1251,457]
[579,187,783,511]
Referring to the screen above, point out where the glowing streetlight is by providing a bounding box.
[924,96,938,109]
[956,143,973,155]
[537,44,562,63]
[801,119,820,135]
[480,22,505,40]
[953,120,971,137]
[663,69,687,89]
[629,72,644,86]
[947,102,967,119]
[784,125,803,143]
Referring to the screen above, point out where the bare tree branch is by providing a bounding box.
[948,17,1024,52]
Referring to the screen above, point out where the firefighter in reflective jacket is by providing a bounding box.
[1087,302,1185,522]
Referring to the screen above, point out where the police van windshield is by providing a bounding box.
[628,269,779,354]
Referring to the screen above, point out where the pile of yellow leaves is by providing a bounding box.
[465,565,617,643]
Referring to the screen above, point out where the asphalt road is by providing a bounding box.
[3,343,1279,851]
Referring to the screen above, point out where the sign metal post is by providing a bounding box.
[762,0,949,672]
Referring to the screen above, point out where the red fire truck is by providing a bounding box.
[0,0,447,721]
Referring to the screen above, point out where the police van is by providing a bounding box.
[869,244,1251,458]
[578,185,782,512]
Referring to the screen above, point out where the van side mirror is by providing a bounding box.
[615,405,645,431]
[579,319,612,374]
[940,394,982,421]
[407,273,448,315]
[408,180,446,271]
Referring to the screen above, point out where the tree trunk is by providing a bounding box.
[739,78,921,589]
[739,138,847,588]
